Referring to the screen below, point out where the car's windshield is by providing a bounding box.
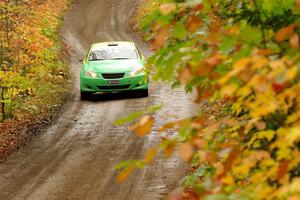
[89,46,138,61]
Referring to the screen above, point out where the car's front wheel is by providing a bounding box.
[80,91,93,100]
[139,89,148,97]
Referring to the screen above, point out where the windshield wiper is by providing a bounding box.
[89,59,105,61]
[111,58,131,60]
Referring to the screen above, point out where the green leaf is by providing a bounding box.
[239,22,262,45]
[147,104,164,114]
[114,160,146,170]
[113,111,143,125]
[173,21,187,39]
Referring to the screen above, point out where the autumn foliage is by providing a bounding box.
[117,0,300,199]
[0,0,70,121]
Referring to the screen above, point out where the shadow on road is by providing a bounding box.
[84,91,148,102]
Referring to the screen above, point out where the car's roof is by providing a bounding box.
[91,41,135,51]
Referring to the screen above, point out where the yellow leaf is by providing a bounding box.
[284,66,298,81]
[285,111,300,124]
[277,145,292,161]
[130,115,154,137]
[145,148,157,164]
[220,83,239,96]
[257,130,275,141]
[250,171,266,184]
[233,164,251,177]
[279,178,300,195]
[269,59,285,71]
[252,56,268,70]
[233,57,251,70]
[219,57,251,85]
[285,126,300,145]
[255,184,273,199]
[221,175,234,185]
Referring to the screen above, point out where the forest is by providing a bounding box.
[0,0,70,159]
[0,0,70,121]
[116,0,300,199]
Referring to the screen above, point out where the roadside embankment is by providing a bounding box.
[0,0,73,161]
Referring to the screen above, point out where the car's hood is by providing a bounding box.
[88,59,142,73]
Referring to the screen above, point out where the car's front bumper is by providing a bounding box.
[80,72,148,93]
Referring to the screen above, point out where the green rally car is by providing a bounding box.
[80,41,148,100]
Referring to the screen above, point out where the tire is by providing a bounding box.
[139,89,148,97]
[80,91,93,100]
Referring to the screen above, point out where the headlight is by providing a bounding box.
[130,66,144,76]
[84,71,97,78]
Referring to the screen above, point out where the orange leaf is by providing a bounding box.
[159,122,177,132]
[191,116,206,129]
[218,147,239,179]
[199,150,217,164]
[130,115,154,137]
[206,54,223,67]
[167,188,184,200]
[290,33,299,49]
[164,141,177,157]
[116,166,134,184]
[255,121,266,131]
[178,65,192,84]
[179,143,194,162]
[255,49,274,56]
[151,25,170,50]
[159,119,189,132]
[145,148,157,164]
[194,87,213,103]
[195,63,212,77]
[223,26,240,36]
[194,138,206,149]
[287,195,300,200]
[185,16,201,32]
[277,160,289,182]
[276,25,294,42]
[194,3,204,12]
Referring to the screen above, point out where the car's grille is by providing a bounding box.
[98,85,130,90]
[101,73,125,79]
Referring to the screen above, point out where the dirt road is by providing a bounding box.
[0,0,195,199]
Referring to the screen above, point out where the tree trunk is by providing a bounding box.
[1,87,5,121]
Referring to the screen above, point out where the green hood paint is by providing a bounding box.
[85,59,142,73]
